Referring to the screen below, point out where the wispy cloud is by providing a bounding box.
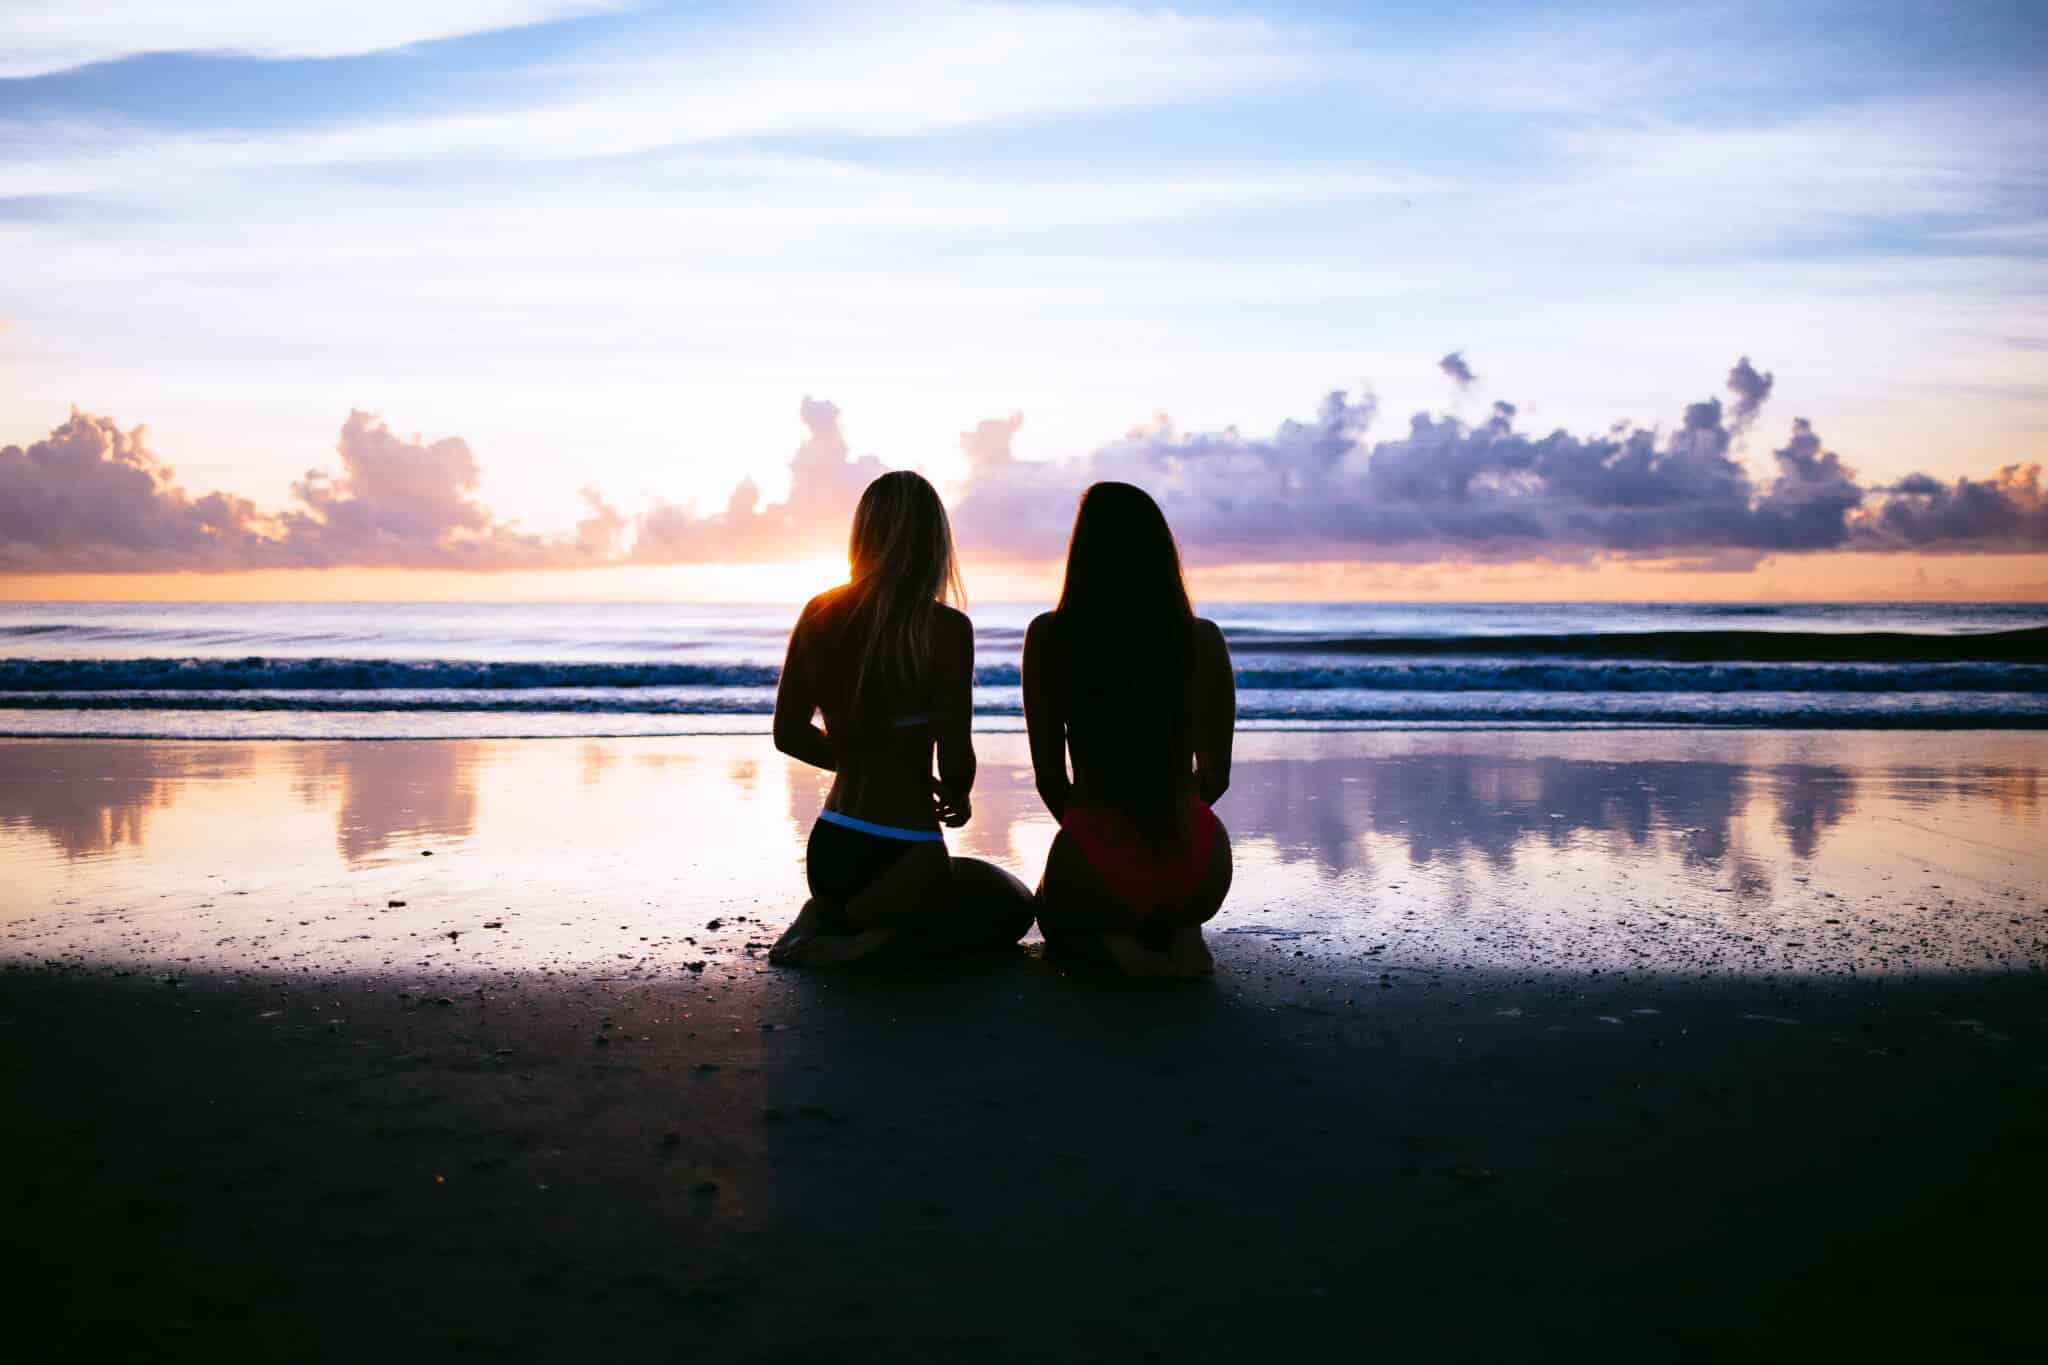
[1527,94,2048,242]
[0,1,622,79]
[3,4,1335,192]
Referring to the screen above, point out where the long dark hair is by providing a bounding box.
[840,470,964,722]
[1055,482,1195,844]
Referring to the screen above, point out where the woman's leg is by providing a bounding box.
[1034,829,1179,978]
[766,900,894,967]
[774,844,1032,967]
[1181,815,1234,925]
[846,850,1034,958]
[1036,819,1233,979]
[843,841,952,930]
[1164,816,1233,977]
[1034,828,1140,932]
[941,856,1037,949]
[770,829,941,968]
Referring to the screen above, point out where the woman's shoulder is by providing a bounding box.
[1023,609,1065,655]
[792,586,845,636]
[1192,616,1229,659]
[923,601,970,650]
[793,586,875,660]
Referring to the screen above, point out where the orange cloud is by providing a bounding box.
[4,359,2045,579]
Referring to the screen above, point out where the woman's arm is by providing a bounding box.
[1193,618,1235,806]
[772,597,836,773]
[1022,612,1072,822]
[932,610,976,826]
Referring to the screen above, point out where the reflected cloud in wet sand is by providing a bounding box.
[1224,745,1888,874]
[1,731,2041,978]
[0,742,256,860]
[288,741,481,866]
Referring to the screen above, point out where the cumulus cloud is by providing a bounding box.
[1438,351,1477,388]
[949,366,1875,563]
[1863,464,2048,550]
[0,408,564,572]
[5,359,2045,575]
[629,398,890,563]
[278,411,555,569]
[1725,355,1774,432]
[0,410,278,571]
[573,486,628,559]
[951,359,2040,564]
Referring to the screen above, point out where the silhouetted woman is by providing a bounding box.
[1024,482,1235,978]
[768,470,1035,967]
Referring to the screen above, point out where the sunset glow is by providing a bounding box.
[5,10,2046,1353]
[2,1,2042,601]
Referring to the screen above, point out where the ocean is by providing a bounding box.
[2,600,2044,739]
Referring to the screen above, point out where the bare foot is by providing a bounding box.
[1165,924,1215,979]
[778,927,897,967]
[768,899,895,968]
[1098,930,1177,979]
[767,898,834,965]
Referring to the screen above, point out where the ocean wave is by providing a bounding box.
[1239,626,2048,662]
[1,691,2044,731]
[4,654,2046,695]
[0,657,785,691]
[1228,661,2048,693]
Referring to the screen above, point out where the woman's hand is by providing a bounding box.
[931,777,971,828]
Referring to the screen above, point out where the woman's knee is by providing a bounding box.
[843,842,950,928]
[1159,818,1233,925]
[948,856,1036,943]
[1191,818,1234,922]
[1035,836,1137,933]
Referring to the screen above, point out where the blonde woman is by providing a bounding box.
[768,471,1034,966]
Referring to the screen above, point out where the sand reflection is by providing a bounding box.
[1222,749,1860,873]
[2,731,2042,977]
[0,741,256,860]
[287,742,481,865]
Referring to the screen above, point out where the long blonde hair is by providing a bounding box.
[843,471,965,719]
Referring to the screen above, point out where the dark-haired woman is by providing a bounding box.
[768,470,1035,967]
[1024,482,1235,979]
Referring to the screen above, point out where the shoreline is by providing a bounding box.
[11,717,2048,740]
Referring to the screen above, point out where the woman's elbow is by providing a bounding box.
[1035,777,1069,819]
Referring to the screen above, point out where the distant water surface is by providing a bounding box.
[2,601,2044,738]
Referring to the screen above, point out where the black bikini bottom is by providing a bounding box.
[806,817,937,905]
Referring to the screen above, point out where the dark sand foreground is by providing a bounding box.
[4,732,2045,1360]
[6,960,2044,1362]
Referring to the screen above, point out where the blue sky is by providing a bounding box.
[0,1,2043,592]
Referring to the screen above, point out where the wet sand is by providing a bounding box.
[3,732,2045,1360]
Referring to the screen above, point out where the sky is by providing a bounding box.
[1,0,2044,601]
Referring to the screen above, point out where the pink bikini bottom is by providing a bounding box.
[1061,795,1219,916]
